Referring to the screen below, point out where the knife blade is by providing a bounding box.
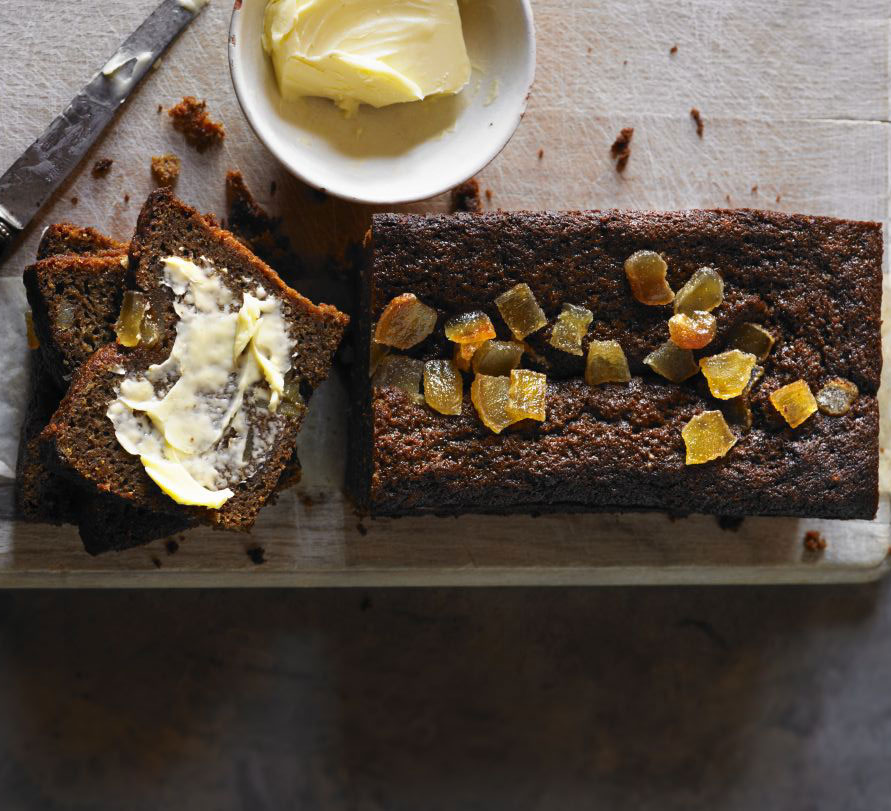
[0,0,208,259]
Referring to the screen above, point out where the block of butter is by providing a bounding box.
[262,0,472,116]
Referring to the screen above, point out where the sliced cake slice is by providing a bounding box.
[43,189,348,531]
[36,223,126,260]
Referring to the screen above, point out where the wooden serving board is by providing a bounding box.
[0,0,888,586]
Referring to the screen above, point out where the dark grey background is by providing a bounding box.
[0,584,887,809]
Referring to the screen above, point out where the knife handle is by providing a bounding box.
[0,216,19,258]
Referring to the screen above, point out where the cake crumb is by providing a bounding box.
[157,104,163,114]
[717,515,744,531]
[151,556,162,569]
[751,185,758,194]
[165,538,179,555]
[776,194,782,203]
[690,107,704,138]
[123,194,130,203]
[151,153,181,187]
[91,158,113,178]
[485,187,493,201]
[804,530,827,553]
[670,45,678,55]
[356,522,368,537]
[168,96,225,151]
[299,493,315,508]
[537,148,544,160]
[247,545,266,565]
[725,194,732,206]
[450,177,482,213]
[610,127,634,173]
[70,196,78,205]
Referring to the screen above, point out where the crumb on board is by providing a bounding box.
[157,104,163,114]
[151,556,162,569]
[537,148,544,160]
[485,187,493,201]
[690,107,704,138]
[717,515,744,532]
[70,197,78,205]
[450,177,482,213]
[123,194,130,204]
[356,522,368,537]
[804,530,827,553]
[725,194,732,206]
[751,185,758,194]
[670,45,678,55]
[151,153,181,187]
[168,96,225,152]
[91,158,113,178]
[247,545,266,565]
[165,538,179,555]
[776,194,782,203]
[610,127,634,173]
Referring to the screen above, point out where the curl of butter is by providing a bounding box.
[262,0,471,116]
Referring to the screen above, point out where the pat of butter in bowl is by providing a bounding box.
[261,0,472,116]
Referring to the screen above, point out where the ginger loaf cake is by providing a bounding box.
[354,209,882,519]
[40,189,348,537]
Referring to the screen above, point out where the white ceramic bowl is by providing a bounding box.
[229,0,535,204]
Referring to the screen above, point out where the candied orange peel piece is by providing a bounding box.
[668,311,716,350]
[372,354,425,404]
[424,359,463,415]
[453,340,484,372]
[472,340,524,376]
[507,369,547,422]
[471,374,518,434]
[816,378,859,416]
[726,322,775,361]
[699,350,757,399]
[674,267,724,314]
[682,410,737,464]
[770,379,818,428]
[549,303,593,355]
[585,340,631,385]
[624,250,675,306]
[444,311,496,344]
[644,340,699,383]
[495,283,547,340]
[374,293,437,349]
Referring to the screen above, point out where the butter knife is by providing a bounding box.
[0,0,208,260]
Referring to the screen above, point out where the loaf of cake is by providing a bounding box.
[353,209,882,520]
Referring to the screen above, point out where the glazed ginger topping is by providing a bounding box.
[107,256,294,509]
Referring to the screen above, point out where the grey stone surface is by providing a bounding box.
[0,584,888,809]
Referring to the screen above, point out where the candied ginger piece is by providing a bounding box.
[472,340,524,376]
[507,369,547,422]
[372,354,425,404]
[624,250,674,306]
[424,359,463,415]
[25,311,39,349]
[682,410,737,464]
[770,379,817,428]
[470,374,517,434]
[444,311,496,344]
[674,267,724,314]
[644,340,698,383]
[816,378,859,416]
[453,340,484,372]
[115,291,150,348]
[585,340,631,385]
[668,311,716,350]
[549,303,593,355]
[726,322,775,361]
[374,293,437,349]
[495,283,547,340]
[699,350,757,399]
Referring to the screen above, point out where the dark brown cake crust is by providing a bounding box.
[356,209,882,520]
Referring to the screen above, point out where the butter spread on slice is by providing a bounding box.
[261,0,471,116]
[106,256,294,508]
